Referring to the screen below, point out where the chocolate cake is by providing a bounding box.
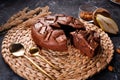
[31,14,100,57]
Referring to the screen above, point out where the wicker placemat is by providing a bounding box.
[1,19,114,80]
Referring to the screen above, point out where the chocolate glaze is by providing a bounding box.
[31,14,100,57]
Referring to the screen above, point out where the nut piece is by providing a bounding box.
[116,48,120,54]
[108,65,114,72]
[79,11,93,21]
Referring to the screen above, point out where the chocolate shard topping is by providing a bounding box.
[44,30,53,41]
[39,26,47,34]
[50,14,84,29]
[34,22,43,31]
[45,15,56,24]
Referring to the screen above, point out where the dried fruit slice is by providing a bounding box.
[96,14,119,34]
[93,8,110,25]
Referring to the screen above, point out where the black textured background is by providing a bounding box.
[0,0,120,80]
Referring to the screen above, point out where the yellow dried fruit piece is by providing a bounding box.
[96,14,119,34]
[93,8,110,26]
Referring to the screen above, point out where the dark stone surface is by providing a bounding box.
[0,0,120,80]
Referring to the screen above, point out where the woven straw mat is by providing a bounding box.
[1,20,114,80]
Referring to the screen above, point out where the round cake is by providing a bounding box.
[31,14,100,58]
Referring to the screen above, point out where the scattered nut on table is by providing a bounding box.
[108,65,114,72]
[116,48,120,54]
